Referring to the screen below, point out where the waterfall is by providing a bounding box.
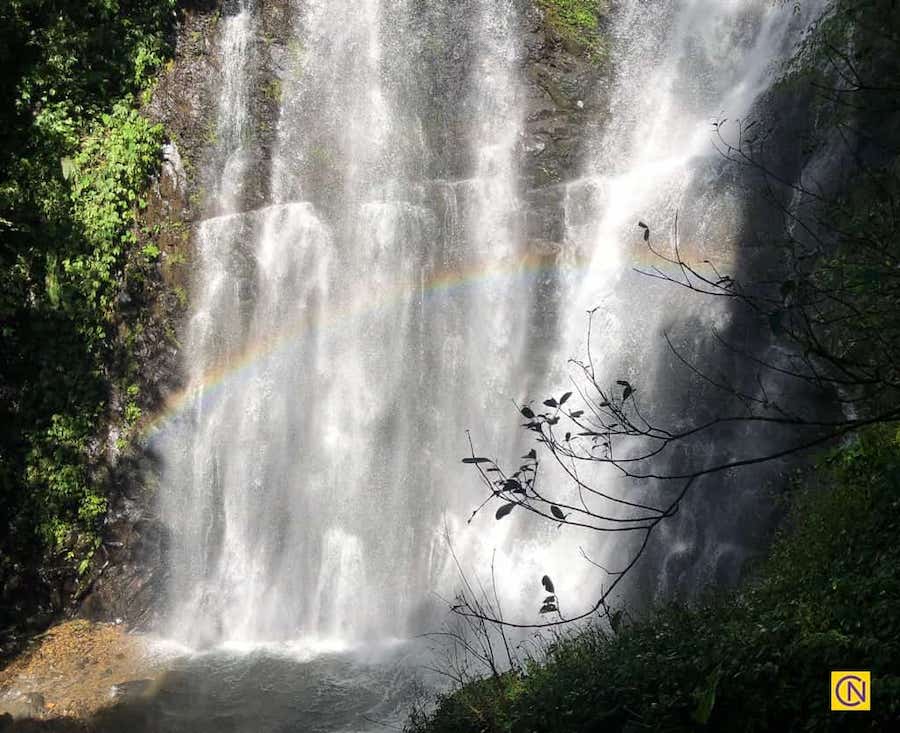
[158,0,822,646]
[549,0,824,597]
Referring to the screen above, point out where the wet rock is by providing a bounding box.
[111,679,154,702]
[75,1,227,631]
[521,1,610,190]
[0,691,45,720]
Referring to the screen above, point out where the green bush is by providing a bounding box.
[24,413,106,550]
[409,427,900,732]
[0,1,175,581]
[66,102,165,332]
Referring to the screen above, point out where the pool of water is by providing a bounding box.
[65,639,437,733]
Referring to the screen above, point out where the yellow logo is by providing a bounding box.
[831,671,871,711]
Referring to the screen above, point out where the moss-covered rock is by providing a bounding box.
[535,0,609,61]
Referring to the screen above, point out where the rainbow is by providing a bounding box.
[137,240,728,440]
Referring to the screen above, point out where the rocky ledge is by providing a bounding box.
[0,620,170,726]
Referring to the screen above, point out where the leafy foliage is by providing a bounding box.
[409,427,900,732]
[67,103,164,326]
[0,1,175,594]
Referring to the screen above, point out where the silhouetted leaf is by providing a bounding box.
[462,457,491,464]
[541,575,555,593]
[539,603,558,614]
[637,221,648,229]
[543,398,558,408]
[521,406,535,419]
[565,432,571,442]
[495,502,516,520]
[543,595,556,604]
[504,479,524,494]
[522,448,537,460]
[623,385,633,400]
[550,505,566,520]
[559,391,572,405]
[570,410,584,418]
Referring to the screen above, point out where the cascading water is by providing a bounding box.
[551,0,825,598]
[158,0,822,653]
[160,0,533,645]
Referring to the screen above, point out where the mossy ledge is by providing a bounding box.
[535,0,609,61]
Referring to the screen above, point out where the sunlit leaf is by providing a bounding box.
[60,157,75,181]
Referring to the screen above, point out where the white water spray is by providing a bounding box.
[159,0,822,646]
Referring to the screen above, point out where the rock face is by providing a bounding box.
[521,2,609,247]
[76,0,611,631]
[76,3,226,630]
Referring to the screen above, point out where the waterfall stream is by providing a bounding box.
[157,0,821,651]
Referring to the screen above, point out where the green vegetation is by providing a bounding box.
[537,0,609,60]
[0,1,175,598]
[408,427,900,732]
